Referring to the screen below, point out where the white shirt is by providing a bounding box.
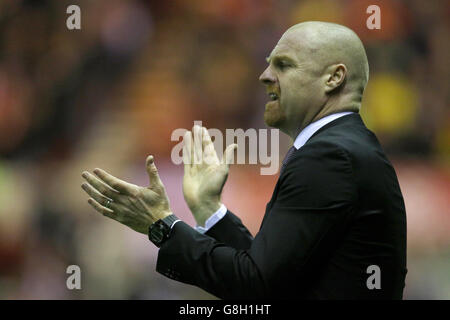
[193,111,355,233]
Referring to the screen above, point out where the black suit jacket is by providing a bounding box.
[156,113,407,299]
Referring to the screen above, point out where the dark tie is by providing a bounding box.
[280,146,296,175]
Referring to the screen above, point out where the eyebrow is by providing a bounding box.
[266,54,296,64]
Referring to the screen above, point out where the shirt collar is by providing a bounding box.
[293,111,354,150]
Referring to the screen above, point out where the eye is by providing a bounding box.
[276,61,289,70]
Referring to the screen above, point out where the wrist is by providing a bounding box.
[159,210,173,220]
[190,200,222,226]
[151,210,172,226]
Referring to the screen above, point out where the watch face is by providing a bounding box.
[150,224,165,244]
[149,216,176,246]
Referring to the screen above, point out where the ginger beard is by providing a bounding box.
[264,95,286,128]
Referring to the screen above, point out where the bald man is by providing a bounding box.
[82,22,407,299]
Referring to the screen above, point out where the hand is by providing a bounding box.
[81,155,172,234]
[182,125,237,226]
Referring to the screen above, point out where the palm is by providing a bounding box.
[182,126,236,225]
[183,154,228,208]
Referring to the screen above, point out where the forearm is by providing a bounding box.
[205,210,253,250]
[157,202,352,299]
[157,221,267,299]
[192,202,254,249]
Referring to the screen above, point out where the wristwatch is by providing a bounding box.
[148,214,179,247]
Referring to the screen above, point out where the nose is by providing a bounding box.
[259,66,276,85]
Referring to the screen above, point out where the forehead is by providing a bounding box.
[268,30,306,60]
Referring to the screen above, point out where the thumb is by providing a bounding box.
[146,155,162,189]
[222,144,238,168]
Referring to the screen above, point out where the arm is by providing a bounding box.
[80,140,355,299]
[204,209,253,250]
[157,142,357,299]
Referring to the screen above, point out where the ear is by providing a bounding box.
[324,64,347,93]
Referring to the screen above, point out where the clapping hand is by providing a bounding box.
[182,125,237,226]
[81,156,172,234]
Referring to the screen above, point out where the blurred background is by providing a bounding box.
[0,0,449,299]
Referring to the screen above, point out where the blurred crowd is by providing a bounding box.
[0,0,449,299]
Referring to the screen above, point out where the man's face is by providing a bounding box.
[259,30,324,134]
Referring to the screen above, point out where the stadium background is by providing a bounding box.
[0,0,448,299]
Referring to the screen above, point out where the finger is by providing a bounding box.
[202,127,216,155]
[87,198,115,218]
[183,131,193,167]
[82,171,120,199]
[222,143,238,167]
[193,125,203,164]
[93,168,137,196]
[81,182,113,208]
[146,155,163,189]
[202,127,219,165]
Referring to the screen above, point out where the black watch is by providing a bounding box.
[148,214,179,247]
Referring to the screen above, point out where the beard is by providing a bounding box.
[263,100,286,128]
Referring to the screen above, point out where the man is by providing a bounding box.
[81,22,407,299]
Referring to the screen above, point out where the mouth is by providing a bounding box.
[268,92,279,101]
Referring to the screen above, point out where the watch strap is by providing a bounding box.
[162,214,179,229]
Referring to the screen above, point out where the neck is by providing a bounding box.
[288,99,360,141]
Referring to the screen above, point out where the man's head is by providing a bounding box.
[259,21,369,138]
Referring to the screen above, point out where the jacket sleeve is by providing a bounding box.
[156,142,357,299]
[204,210,254,250]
